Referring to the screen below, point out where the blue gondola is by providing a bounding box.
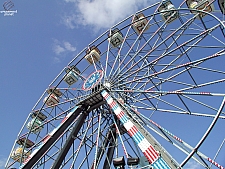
[108,28,124,48]
[64,65,80,85]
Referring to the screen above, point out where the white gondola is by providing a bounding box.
[64,72,79,85]
[64,66,80,85]
[27,118,43,133]
[218,0,225,15]
[43,94,59,107]
[85,46,101,64]
[132,13,150,34]
[108,28,123,48]
[186,0,214,18]
[158,0,178,24]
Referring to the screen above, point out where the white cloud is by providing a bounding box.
[52,39,76,55]
[64,41,76,52]
[63,0,156,30]
[63,15,77,29]
[186,160,202,169]
[53,44,65,55]
[52,39,76,63]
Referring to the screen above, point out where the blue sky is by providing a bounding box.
[0,0,157,167]
[1,0,225,168]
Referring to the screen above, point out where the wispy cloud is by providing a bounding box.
[52,39,76,63]
[63,0,156,30]
[63,41,76,52]
[52,39,76,55]
[186,160,202,169]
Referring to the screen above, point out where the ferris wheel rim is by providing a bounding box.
[6,2,225,169]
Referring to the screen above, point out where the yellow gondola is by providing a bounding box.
[186,0,214,18]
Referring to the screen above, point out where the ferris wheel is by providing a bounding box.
[5,0,225,169]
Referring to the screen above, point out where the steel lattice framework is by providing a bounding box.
[5,1,225,169]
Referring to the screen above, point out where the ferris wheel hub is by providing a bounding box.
[103,81,111,89]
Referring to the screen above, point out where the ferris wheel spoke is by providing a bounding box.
[146,24,221,76]
[79,117,114,168]
[108,21,134,79]
[20,106,85,168]
[181,94,225,113]
[107,49,129,82]
[66,115,94,169]
[131,108,225,169]
[145,61,207,92]
[134,114,198,159]
[116,14,199,80]
[189,64,225,77]
[117,48,224,89]
[50,111,89,168]
[108,26,137,79]
[78,148,95,169]
[151,17,187,51]
[209,32,225,45]
[29,121,78,168]
[117,24,221,84]
[121,91,158,111]
[209,138,225,168]
[181,96,225,167]
[89,130,115,169]
[69,108,114,169]
[111,15,168,79]
[176,78,225,94]
[72,116,109,168]
[92,111,103,169]
[102,29,112,81]
[153,75,195,88]
[145,93,189,113]
[121,72,162,109]
[115,89,225,118]
[62,117,98,167]
[111,114,131,159]
[136,106,225,119]
[116,88,225,97]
